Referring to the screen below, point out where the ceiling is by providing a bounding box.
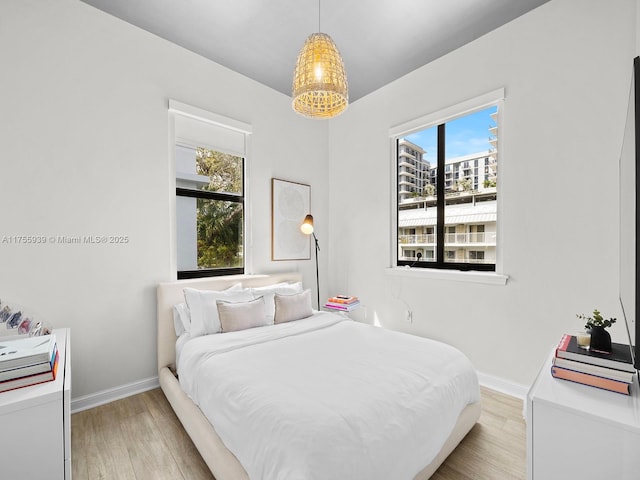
[80,0,550,103]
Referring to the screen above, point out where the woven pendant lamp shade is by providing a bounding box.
[292,32,348,119]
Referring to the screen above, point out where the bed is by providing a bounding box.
[157,273,481,480]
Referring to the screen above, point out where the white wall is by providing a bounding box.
[0,0,328,399]
[1,0,636,401]
[327,0,637,389]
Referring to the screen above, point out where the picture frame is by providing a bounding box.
[271,178,310,260]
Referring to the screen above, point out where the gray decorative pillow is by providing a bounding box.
[274,289,313,324]
[249,282,303,320]
[217,297,270,333]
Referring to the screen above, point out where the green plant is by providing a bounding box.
[423,184,436,197]
[456,178,473,192]
[576,308,617,330]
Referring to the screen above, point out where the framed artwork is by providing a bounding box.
[271,178,310,260]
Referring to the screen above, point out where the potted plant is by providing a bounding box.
[576,308,616,353]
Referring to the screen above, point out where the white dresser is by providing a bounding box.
[0,328,71,479]
[527,350,640,480]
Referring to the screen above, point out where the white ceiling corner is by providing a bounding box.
[80,0,550,103]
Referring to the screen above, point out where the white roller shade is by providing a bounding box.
[170,100,251,157]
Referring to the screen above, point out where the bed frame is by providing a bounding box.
[157,273,481,480]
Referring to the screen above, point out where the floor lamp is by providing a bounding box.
[301,214,320,310]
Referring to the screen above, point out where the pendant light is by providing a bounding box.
[292,0,348,119]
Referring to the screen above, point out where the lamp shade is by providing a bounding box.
[292,33,348,119]
[300,214,314,235]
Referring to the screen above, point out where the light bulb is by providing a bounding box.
[301,214,314,235]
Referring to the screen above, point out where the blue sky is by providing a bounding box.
[405,106,497,166]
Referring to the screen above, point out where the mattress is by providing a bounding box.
[177,312,480,480]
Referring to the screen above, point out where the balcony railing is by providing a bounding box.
[445,232,486,244]
[399,234,436,244]
[399,232,492,244]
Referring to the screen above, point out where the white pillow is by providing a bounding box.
[174,283,242,336]
[217,297,270,333]
[274,289,313,324]
[172,302,191,337]
[183,285,253,337]
[250,282,303,320]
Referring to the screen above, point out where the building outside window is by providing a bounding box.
[391,90,503,271]
[469,250,485,263]
[469,224,485,243]
[170,101,251,279]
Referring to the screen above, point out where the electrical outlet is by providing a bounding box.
[406,310,413,323]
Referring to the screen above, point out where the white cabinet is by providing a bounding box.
[527,350,640,480]
[0,328,71,479]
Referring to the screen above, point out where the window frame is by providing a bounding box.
[169,100,252,279]
[175,167,245,279]
[389,89,505,274]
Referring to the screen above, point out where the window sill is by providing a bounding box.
[384,267,509,286]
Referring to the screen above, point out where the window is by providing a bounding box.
[391,90,503,272]
[469,251,485,262]
[469,224,485,243]
[170,101,252,279]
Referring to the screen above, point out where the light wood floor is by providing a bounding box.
[72,386,526,480]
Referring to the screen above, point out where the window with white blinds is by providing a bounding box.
[170,100,252,278]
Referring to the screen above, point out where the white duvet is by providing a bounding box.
[178,312,479,480]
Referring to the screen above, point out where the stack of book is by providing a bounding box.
[324,295,360,312]
[552,333,636,395]
[0,334,58,393]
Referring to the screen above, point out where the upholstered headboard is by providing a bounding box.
[157,273,303,373]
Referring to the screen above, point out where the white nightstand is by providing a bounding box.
[321,306,350,317]
[0,328,71,479]
[321,304,366,322]
[526,349,640,480]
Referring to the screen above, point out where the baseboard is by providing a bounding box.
[477,371,529,400]
[71,376,159,413]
